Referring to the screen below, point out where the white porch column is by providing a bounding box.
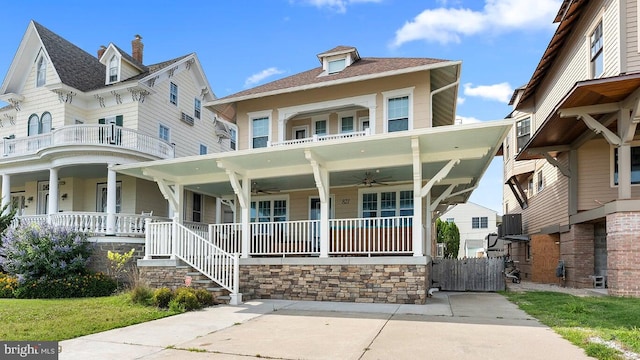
[319,169,330,258]
[175,184,184,225]
[240,176,251,258]
[1,174,10,213]
[618,144,632,199]
[215,197,222,224]
[411,137,423,256]
[368,105,377,134]
[106,165,117,235]
[425,193,432,257]
[48,168,59,220]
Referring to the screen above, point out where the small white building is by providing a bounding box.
[439,202,498,258]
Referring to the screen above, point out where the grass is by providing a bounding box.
[504,291,640,360]
[0,294,179,341]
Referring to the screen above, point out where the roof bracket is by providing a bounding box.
[542,152,570,178]
[430,184,455,209]
[506,175,528,210]
[578,114,622,146]
[305,149,328,203]
[421,159,460,198]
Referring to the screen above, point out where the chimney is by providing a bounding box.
[97,45,107,59]
[132,34,143,64]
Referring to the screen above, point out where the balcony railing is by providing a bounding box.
[269,129,370,147]
[3,125,175,159]
[15,212,170,236]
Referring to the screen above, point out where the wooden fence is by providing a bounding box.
[430,257,505,292]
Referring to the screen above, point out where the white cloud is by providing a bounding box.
[463,82,513,103]
[244,67,285,87]
[297,0,381,13]
[392,0,561,46]
[455,116,482,125]
[457,97,466,105]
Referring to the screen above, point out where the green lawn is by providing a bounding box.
[0,295,179,341]
[504,291,640,360]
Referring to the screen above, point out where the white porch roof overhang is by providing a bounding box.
[113,120,512,207]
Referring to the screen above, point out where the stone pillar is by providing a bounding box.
[106,165,117,235]
[48,168,59,218]
[1,174,10,213]
[559,223,594,288]
[606,212,640,297]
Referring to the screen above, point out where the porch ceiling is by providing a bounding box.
[114,120,512,205]
[517,73,640,160]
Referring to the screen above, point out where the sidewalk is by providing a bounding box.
[59,292,593,360]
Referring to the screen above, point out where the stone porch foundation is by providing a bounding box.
[87,237,145,279]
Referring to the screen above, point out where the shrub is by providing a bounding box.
[0,223,90,281]
[194,289,214,307]
[129,285,154,306]
[174,287,201,311]
[0,273,17,298]
[152,287,173,308]
[12,272,116,299]
[168,298,186,313]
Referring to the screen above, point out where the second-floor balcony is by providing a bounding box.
[269,129,371,147]
[2,124,175,159]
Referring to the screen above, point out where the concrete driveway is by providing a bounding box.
[60,292,593,360]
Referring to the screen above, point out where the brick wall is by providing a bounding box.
[606,212,640,297]
[239,263,428,304]
[560,223,594,288]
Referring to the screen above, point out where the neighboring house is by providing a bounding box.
[502,0,640,296]
[0,22,234,266]
[116,45,511,304]
[439,202,498,258]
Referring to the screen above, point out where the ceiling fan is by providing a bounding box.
[354,171,392,187]
[251,181,280,195]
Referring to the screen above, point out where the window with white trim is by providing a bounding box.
[537,171,544,192]
[315,120,327,136]
[199,144,207,155]
[446,218,454,223]
[361,189,414,218]
[230,128,237,150]
[516,118,530,152]
[328,58,346,74]
[28,112,52,136]
[340,116,354,133]
[387,96,409,132]
[472,217,488,229]
[192,193,202,223]
[108,55,119,83]
[36,55,46,87]
[250,198,287,222]
[590,21,604,78]
[169,82,178,105]
[194,98,201,119]
[613,145,640,185]
[252,117,269,148]
[159,124,170,142]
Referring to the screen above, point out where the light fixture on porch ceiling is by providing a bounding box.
[353,172,392,187]
[251,182,279,195]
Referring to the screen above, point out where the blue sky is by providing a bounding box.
[0,0,562,214]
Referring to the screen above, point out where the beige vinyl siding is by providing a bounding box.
[119,60,140,81]
[625,0,640,72]
[137,66,225,158]
[234,71,431,150]
[86,101,138,126]
[602,0,621,75]
[182,190,216,223]
[135,178,168,216]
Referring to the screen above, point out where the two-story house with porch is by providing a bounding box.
[503,0,640,296]
[116,46,511,304]
[0,21,234,266]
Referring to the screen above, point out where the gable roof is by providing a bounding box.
[209,56,450,106]
[33,21,106,92]
[111,44,147,72]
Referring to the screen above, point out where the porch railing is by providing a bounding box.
[209,223,242,254]
[250,220,320,256]
[146,220,240,304]
[329,216,413,255]
[184,221,209,239]
[16,212,168,236]
[3,124,175,159]
[269,130,369,147]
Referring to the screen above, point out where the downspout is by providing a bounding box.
[429,76,460,127]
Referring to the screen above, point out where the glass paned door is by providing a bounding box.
[37,181,49,215]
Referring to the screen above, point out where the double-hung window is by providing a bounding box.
[230,128,237,150]
[192,193,202,222]
[387,96,409,132]
[315,120,327,136]
[590,21,604,78]
[252,117,269,148]
[340,116,354,133]
[159,124,170,142]
[109,55,119,83]
[613,145,640,185]
[472,217,488,229]
[169,82,178,105]
[194,98,201,119]
[516,118,530,152]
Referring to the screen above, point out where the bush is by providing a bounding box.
[0,223,90,281]
[194,289,214,307]
[152,287,173,308]
[0,273,17,298]
[12,272,116,299]
[174,287,202,311]
[129,285,154,306]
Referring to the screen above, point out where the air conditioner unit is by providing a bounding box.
[499,214,522,237]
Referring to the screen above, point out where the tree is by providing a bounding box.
[436,218,460,258]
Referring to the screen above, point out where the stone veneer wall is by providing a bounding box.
[87,238,145,277]
[560,223,595,288]
[607,212,640,297]
[239,261,428,304]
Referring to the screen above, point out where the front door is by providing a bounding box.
[96,182,122,213]
[37,181,49,215]
[11,193,25,216]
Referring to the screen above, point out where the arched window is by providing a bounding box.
[36,56,46,87]
[28,114,39,136]
[109,56,118,83]
[40,112,52,133]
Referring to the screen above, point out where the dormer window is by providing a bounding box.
[108,55,119,83]
[36,56,46,87]
[328,58,346,74]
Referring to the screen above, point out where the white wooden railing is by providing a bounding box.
[269,129,370,147]
[184,221,209,239]
[145,220,240,304]
[3,124,175,159]
[250,220,320,256]
[329,216,413,255]
[16,212,167,236]
[209,223,242,254]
